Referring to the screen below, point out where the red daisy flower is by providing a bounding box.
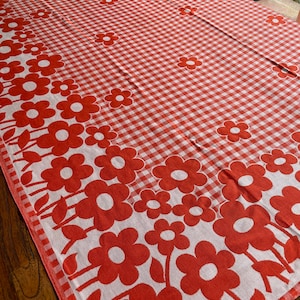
[172,194,215,226]
[51,79,78,96]
[95,145,144,184]
[0,40,22,60]
[9,73,50,100]
[87,228,149,285]
[218,161,272,202]
[272,63,298,79]
[271,186,300,230]
[95,32,119,46]
[177,241,240,297]
[0,61,24,80]
[0,17,30,32]
[13,100,55,128]
[12,30,35,42]
[75,180,132,231]
[145,219,189,255]
[134,189,171,219]
[23,43,47,55]
[36,120,84,156]
[26,54,64,76]
[213,201,275,254]
[261,149,297,174]
[31,9,51,18]
[266,15,286,26]
[41,154,93,192]
[152,156,207,193]
[85,125,117,148]
[217,120,251,142]
[179,6,197,16]
[178,57,202,70]
[104,88,133,108]
[57,94,100,122]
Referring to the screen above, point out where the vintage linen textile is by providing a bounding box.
[1,0,300,299]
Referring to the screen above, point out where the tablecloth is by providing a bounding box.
[1,0,300,299]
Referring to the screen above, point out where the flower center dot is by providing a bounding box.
[185,9,191,13]
[20,34,27,38]
[96,193,114,211]
[160,230,175,241]
[94,132,105,141]
[111,156,126,169]
[189,206,203,216]
[273,19,279,23]
[23,81,37,92]
[31,47,39,52]
[103,36,111,41]
[0,46,11,54]
[70,102,83,113]
[115,95,124,101]
[230,127,241,134]
[291,203,300,215]
[147,200,160,209]
[38,60,51,67]
[274,157,286,165]
[199,263,218,281]
[26,109,39,119]
[186,60,195,66]
[60,167,73,180]
[38,12,45,16]
[238,175,253,187]
[233,217,254,233]
[8,22,18,28]
[108,247,125,264]
[55,129,69,141]
[60,84,68,90]
[1,67,10,74]
[171,170,188,181]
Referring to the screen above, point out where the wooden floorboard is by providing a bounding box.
[0,168,57,300]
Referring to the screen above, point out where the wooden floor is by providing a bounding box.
[0,168,57,300]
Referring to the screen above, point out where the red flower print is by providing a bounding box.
[31,9,51,18]
[100,0,118,4]
[179,6,197,16]
[12,30,35,42]
[218,161,272,202]
[292,131,300,150]
[145,219,189,256]
[9,73,50,100]
[56,94,100,122]
[88,228,149,285]
[104,88,133,108]
[134,189,171,219]
[173,194,215,226]
[85,125,117,148]
[261,149,297,174]
[0,7,12,17]
[51,79,78,96]
[0,61,24,80]
[271,186,300,230]
[26,54,64,76]
[0,40,22,60]
[37,121,84,156]
[178,57,202,70]
[217,120,251,142]
[272,63,298,79]
[213,201,275,254]
[176,241,239,297]
[95,32,118,46]
[152,156,207,193]
[23,43,47,55]
[266,15,286,26]
[75,180,132,231]
[13,101,55,128]
[0,17,30,32]
[95,145,144,184]
[41,154,93,193]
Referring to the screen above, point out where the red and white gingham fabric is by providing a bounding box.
[1,0,300,299]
